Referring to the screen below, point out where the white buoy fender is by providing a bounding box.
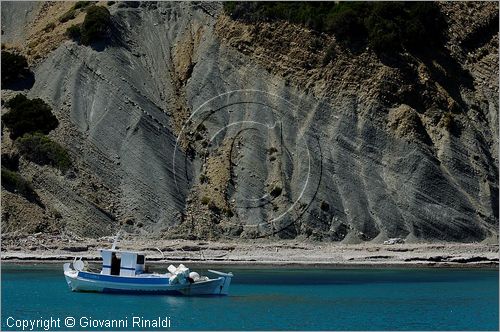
[73,259,85,271]
[189,272,200,281]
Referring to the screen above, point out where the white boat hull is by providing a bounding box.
[64,270,232,295]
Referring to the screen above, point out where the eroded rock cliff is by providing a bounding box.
[1,1,498,243]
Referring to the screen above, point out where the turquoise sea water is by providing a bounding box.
[1,264,498,331]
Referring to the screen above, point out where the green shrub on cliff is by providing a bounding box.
[223,2,337,31]
[1,153,20,171]
[59,8,77,23]
[43,22,56,33]
[224,2,446,56]
[3,94,59,139]
[1,167,38,201]
[201,196,210,205]
[66,24,82,40]
[80,5,112,45]
[59,1,94,23]
[325,5,367,43]
[1,51,30,86]
[16,133,72,173]
[74,1,93,10]
[365,2,445,53]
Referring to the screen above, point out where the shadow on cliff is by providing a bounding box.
[376,45,474,139]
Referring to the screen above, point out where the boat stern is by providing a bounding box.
[208,270,233,295]
[63,270,79,291]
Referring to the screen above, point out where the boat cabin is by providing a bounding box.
[99,249,145,277]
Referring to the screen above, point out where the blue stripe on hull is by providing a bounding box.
[102,288,183,295]
[78,271,169,285]
[102,265,136,271]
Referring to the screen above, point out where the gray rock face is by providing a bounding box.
[1,1,42,44]
[2,2,498,242]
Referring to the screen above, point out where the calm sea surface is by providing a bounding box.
[1,264,498,330]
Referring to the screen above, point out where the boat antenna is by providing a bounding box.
[111,230,121,250]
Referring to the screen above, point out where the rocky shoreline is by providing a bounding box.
[2,234,498,268]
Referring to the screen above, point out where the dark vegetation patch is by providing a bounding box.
[1,51,34,89]
[322,44,336,65]
[268,146,278,154]
[3,94,72,175]
[3,94,59,140]
[43,22,56,33]
[16,133,72,173]
[1,153,20,171]
[225,2,475,121]
[199,173,209,184]
[74,1,93,10]
[270,185,282,197]
[59,8,77,23]
[208,201,221,215]
[223,2,446,57]
[64,5,112,46]
[66,24,82,41]
[59,1,95,23]
[222,207,234,218]
[80,5,112,45]
[1,167,41,205]
[201,196,210,205]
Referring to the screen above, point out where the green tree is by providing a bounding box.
[325,8,365,43]
[1,51,30,86]
[3,95,59,139]
[81,6,112,45]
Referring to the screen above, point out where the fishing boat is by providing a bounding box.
[63,248,233,295]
